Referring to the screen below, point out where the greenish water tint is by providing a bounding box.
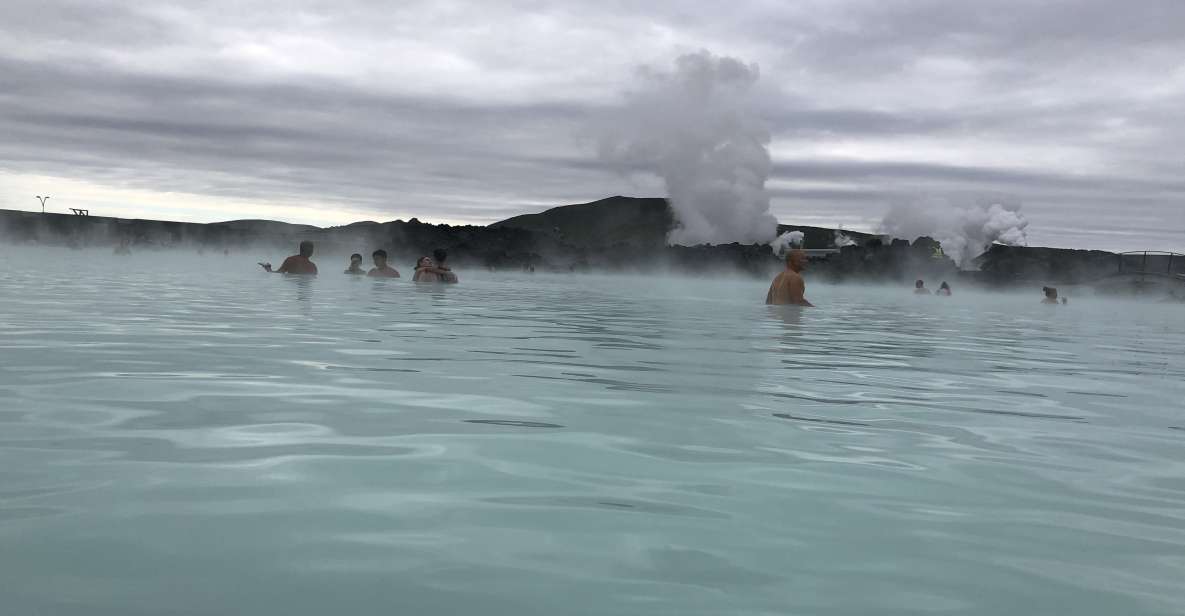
[2,249,1184,615]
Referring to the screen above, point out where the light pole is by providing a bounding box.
[35,195,50,213]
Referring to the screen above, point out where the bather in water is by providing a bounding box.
[430,249,459,283]
[412,253,457,283]
[344,253,365,275]
[367,249,400,278]
[259,240,318,275]
[412,256,440,282]
[765,249,813,306]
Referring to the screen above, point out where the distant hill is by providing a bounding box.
[492,195,875,250]
[491,196,672,250]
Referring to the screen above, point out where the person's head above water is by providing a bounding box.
[299,240,314,258]
[1043,286,1058,299]
[432,248,448,265]
[345,253,365,274]
[417,256,434,269]
[915,279,925,289]
[785,249,807,272]
[940,282,950,290]
[372,249,388,267]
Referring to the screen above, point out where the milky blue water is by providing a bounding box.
[2,249,1184,615]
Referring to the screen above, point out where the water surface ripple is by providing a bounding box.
[1,253,1184,615]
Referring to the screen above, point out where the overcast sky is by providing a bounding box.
[1,0,1182,251]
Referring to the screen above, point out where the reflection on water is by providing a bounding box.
[1,250,1184,616]
[286,274,315,314]
[767,303,805,329]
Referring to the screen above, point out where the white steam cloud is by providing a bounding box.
[833,225,857,247]
[770,230,804,255]
[599,51,777,246]
[880,198,1029,267]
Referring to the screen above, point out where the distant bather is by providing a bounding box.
[345,253,365,275]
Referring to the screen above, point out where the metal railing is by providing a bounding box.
[1118,251,1184,277]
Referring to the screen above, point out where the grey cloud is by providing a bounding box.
[771,160,1185,194]
[0,0,1182,250]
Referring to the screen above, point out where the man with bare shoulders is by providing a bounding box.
[412,249,458,283]
[431,248,459,283]
[259,240,318,275]
[766,249,813,306]
[367,249,400,278]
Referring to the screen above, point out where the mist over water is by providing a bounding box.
[2,246,1184,615]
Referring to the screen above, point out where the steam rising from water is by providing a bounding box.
[880,198,1029,267]
[599,51,777,246]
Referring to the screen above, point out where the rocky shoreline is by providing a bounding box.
[2,197,1181,295]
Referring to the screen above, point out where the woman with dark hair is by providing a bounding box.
[1042,286,1060,304]
[413,253,458,283]
[412,256,439,282]
[937,281,952,296]
[344,253,365,275]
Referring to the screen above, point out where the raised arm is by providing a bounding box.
[416,266,456,282]
[260,257,295,273]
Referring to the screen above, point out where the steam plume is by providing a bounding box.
[833,226,856,248]
[879,198,1029,267]
[599,51,777,246]
[770,230,804,255]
